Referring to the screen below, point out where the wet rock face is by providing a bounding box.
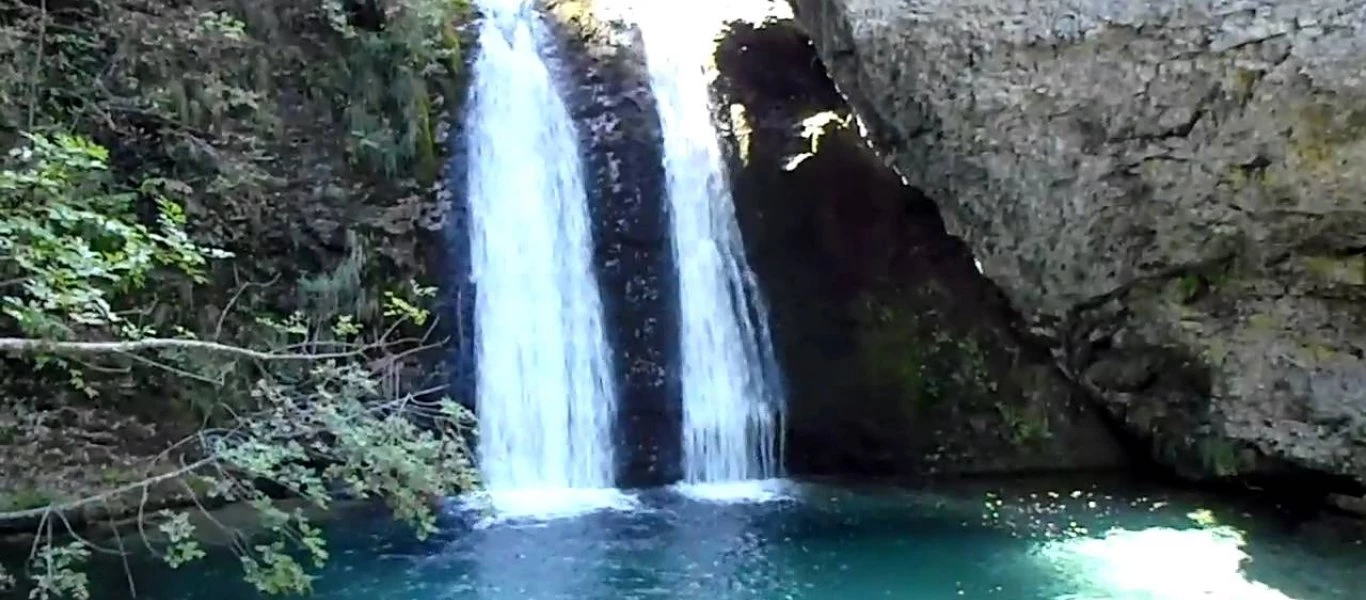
[716,20,1128,477]
[545,0,680,487]
[790,0,1366,490]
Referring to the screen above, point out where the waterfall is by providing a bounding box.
[463,0,620,511]
[635,4,786,484]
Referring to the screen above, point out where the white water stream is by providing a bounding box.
[634,1,787,484]
[464,0,621,514]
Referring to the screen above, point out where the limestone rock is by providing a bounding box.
[719,19,1127,477]
[790,0,1366,489]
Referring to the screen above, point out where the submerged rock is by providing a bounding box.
[790,0,1366,490]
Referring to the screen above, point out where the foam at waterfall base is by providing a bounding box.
[672,478,794,503]
[455,487,641,525]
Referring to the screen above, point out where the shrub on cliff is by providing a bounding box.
[0,0,479,597]
[0,131,477,598]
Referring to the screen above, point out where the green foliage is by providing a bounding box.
[240,539,313,596]
[13,299,476,598]
[0,3,479,598]
[28,543,90,600]
[0,136,475,597]
[158,512,206,568]
[192,358,476,595]
[0,133,230,338]
[384,283,439,326]
[317,0,474,181]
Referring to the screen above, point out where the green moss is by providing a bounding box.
[1246,313,1280,331]
[0,486,53,512]
[852,294,931,410]
[996,400,1052,447]
[1292,102,1366,170]
[1302,255,1366,286]
[1227,68,1262,99]
[412,76,439,186]
[948,335,997,397]
[851,290,1001,419]
[1175,273,1203,302]
[1223,160,1299,208]
[1296,341,1339,363]
[99,466,137,485]
[1168,260,1238,305]
[1197,437,1247,478]
[1200,337,1230,365]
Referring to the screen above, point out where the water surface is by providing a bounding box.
[88,480,1365,599]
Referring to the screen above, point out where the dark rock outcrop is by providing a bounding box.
[790,0,1366,490]
[546,0,680,486]
[716,19,1129,477]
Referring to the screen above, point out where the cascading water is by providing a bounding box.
[463,0,620,512]
[634,3,786,485]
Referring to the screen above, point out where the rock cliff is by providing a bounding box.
[790,0,1366,491]
[717,19,1128,477]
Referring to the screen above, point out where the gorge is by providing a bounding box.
[2,0,1365,598]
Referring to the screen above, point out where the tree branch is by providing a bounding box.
[0,337,364,361]
[0,457,216,528]
[26,0,48,129]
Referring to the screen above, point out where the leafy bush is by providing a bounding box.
[0,133,231,339]
[0,1,481,597]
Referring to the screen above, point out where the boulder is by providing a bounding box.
[790,0,1366,489]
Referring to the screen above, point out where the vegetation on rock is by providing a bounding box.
[1,0,478,597]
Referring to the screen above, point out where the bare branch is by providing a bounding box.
[213,272,281,341]
[106,501,138,598]
[121,351,225,386]
[0,337,364,361]
[26,0,48,129]
[0,458,217,527]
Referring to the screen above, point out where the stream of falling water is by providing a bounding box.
[634,1,787,486]
[463,0,622,515]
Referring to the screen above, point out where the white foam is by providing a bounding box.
[672,478,794,504]
[459,488,641,526]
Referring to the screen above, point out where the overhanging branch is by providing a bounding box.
[0,457,216,528]
[0,337,363,361]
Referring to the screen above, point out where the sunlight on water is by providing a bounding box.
[1035,526,1300,599]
